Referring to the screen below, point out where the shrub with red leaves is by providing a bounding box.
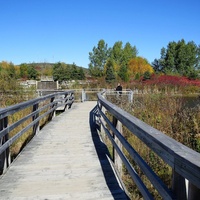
[143,75,200,87]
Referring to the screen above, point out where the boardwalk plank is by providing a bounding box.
[0,102,129,200]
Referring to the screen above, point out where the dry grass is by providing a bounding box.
[105,93,200,199]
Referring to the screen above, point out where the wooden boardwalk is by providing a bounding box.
[0,101,129,200]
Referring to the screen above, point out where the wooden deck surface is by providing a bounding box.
[0,101,128,200]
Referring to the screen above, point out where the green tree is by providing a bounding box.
[77,67,85,80]
[165,41,176,73]
[65,64,72,80]
[70,63,79,79]
[110,41,138,81]
[118,65,129,82]
[89,39,109,77]
[0,68,18,91]
[53,62,64,82]
[53,62,72,82]
[105,59,116,83]
[19,63,28,79]
[8,63,16,78]
[121,42,138,67]
[154,39,200,78]
[196,44,200,70]
[28,65,38,80]
[110,41,123,65]
[151,59,160,72]
[143,71,151,80]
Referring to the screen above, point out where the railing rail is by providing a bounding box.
[80,88,133,102]
[0,90,74,174]
[95,90,200,200]
[36,88,133,102]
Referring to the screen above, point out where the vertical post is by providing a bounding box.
[32,103,40,135]
[97,102,104,139]
[128,90,133,103]
[188,182,200,200]
[48,97,56,121]
[112,116,123,176]
[172,170,187,200]
[63,94,69,110]
[68,92,74,109]
[0,117,10,174]
[81,89,85,102]
[102,90,106,99]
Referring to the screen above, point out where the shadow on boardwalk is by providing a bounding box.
[89,106,130,200]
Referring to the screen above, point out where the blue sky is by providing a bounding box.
[0,0,199,68]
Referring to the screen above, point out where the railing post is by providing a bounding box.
[172,171,200,200]
[128,90,133,103]
[66,92,74,109]
[32,103,40,135]
[172,170,187,200]
[48,97,56,121]
[112,116,123,176]
[81,89,86,102]
[97,101,105,138]
[0,117,10,174]
[188,182,200,200]
[63,94,69,110]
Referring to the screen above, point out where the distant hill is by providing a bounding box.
[25,62,89,75]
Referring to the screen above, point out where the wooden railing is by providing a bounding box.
[0,90,74,174]
[93,90,200,200]
[80,88,133,102]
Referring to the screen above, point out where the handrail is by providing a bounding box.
[80,88,133,102]
[95,90,200,200]
[0,90,74,174]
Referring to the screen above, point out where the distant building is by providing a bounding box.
[36,79,59,96]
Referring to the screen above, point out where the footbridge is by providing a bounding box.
[0,89,200,200]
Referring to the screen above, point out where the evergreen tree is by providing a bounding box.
[77,68,85,80]
[53,62,65,82]
[118,65,129,82]
[105,59,116,83]
[154,39,200,78]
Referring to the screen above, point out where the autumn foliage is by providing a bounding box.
[128,57,154,79]
[143,74,200,87]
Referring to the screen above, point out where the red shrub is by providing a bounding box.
[143,75,200,87]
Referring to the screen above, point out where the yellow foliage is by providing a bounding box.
[0,61,11,69]
[14,65,20,76]
[128,57,154,77]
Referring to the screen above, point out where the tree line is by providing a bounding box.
[151,39,200,79]
[0,38,199,88]
[89,39,200,83]
[0,61,86,81]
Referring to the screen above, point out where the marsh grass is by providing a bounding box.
[106,93,200,199]
[9,107,33,159]
[4,93,51,160]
